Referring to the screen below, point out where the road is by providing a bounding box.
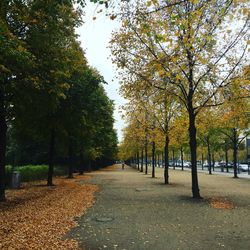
[67,164,250,250]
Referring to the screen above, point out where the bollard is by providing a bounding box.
[11,171,21,189]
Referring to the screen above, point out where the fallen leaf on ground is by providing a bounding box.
[0,175,98,249]
[208,197,235,209]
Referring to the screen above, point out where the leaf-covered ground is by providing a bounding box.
[0,175,98,249]
[208,196,235,209]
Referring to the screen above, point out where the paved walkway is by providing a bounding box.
[68,165,250,250]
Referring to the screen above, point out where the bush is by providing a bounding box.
[5,165,68,186]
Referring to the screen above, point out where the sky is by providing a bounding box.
[77,3,126,142]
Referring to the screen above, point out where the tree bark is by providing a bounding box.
[207,137,212,175]
[68,137,74,178]
[186,37,201,198]
[0,89,7,201]
[225,142,229,173]
[201,153,204,170]
[172,149,175,170]
[212,153,215,172]
[181,147,184,171]
[232,128,238,178]
[47,128,55,186]
[140,149,143,172]
[152,141,155,178]
[157,153,160,168]
[162,151,164,168]
[188,106,201,198]
[164,134,169,184]
[137,151,140,170]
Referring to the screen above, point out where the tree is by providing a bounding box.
[111,0,249,198]
[218,80,250,178]
[197,109,222,174]
[0,0,34,201]
[170,113,189,171]
[24,0,82,185]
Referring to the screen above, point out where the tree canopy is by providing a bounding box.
[112,0,249,198]
[0,0,118,201]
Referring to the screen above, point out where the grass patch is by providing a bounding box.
[6,165,68,186]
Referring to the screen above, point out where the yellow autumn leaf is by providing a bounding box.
[172,57,177,63]
[176,74,181,80]
[158,70,165,77]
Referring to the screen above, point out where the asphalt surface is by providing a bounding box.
[67,164,250,250]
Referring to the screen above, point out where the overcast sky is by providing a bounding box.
[77,3,126,142]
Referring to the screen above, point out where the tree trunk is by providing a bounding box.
[0,89,7,201]
[79,152,84,175]
[47,128,55,186]
[137,151,140,170]
[68,137,74,178]
[232,128,238,178]
[141,149,143,172]
[162,151,164,168]
[188,107,201,198]
[201,153,204,170]
[207,137,212,175]
[181,147,184,171]
[157,153,160,168]
[225,143,229,173]
[164,134,169,184]
[152,141,155,178]
[172,149,175,170]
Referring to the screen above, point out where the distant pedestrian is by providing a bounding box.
[122,163,124,170]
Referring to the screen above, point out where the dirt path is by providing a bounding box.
[68,165,250,250]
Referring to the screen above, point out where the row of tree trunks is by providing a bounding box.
[136,125,238,199]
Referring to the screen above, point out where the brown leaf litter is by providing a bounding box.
[208,197,235,209]
[0,175,98,249]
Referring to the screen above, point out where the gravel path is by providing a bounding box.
[68,164,250,250]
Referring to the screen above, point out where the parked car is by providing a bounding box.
[214,162,221,168]
[175,160,191,168]
[238,163,249,172]
[184,161,191,168]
